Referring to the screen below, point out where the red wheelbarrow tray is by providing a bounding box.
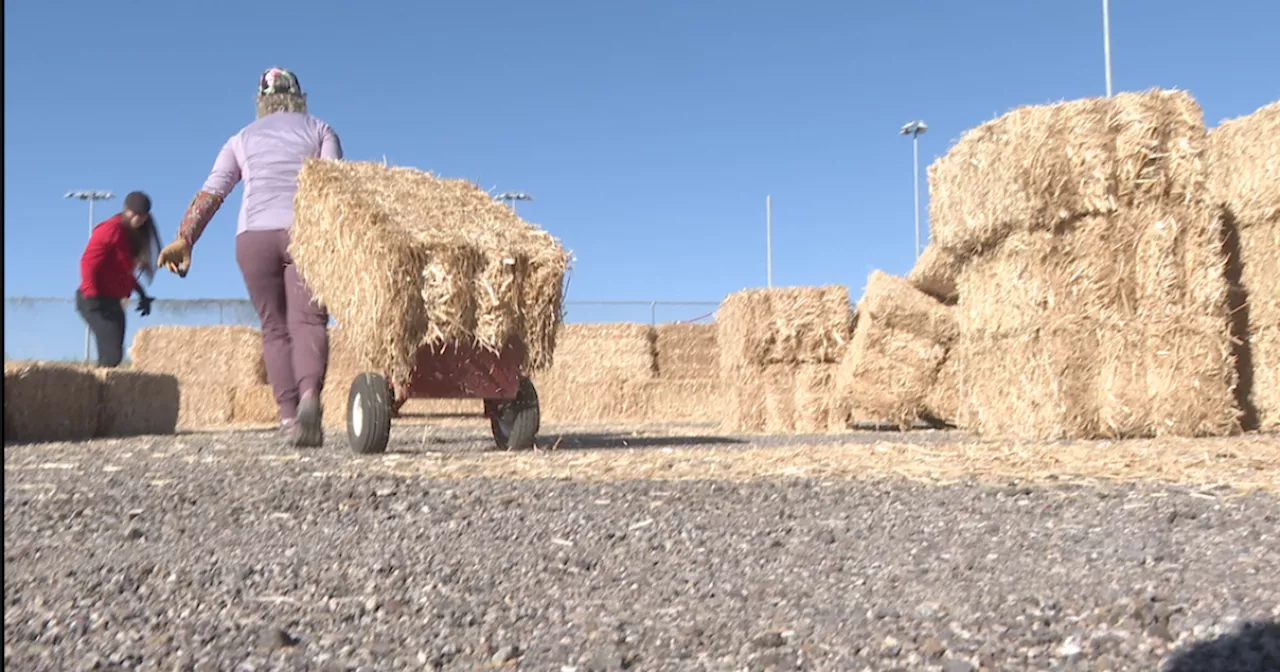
[385,337,528,410]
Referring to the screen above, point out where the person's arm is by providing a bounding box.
[320,123,343,160]
[177,137,242,247]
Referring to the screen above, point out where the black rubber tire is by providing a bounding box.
[347,373,393,455]
[489,377,540,451]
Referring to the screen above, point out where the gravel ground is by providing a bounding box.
[5,424,1279,671]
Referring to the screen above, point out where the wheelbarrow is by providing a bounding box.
[343,338,541,455]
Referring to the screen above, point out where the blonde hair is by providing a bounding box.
[256,92,308,118]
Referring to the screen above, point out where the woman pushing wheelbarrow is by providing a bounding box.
[158,67,342,447]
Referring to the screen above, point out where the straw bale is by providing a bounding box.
[1143,315,1240,436]
[1207,101,1280,226]
[232,385,280,426]
[720,368,766,434]
[178,385,234,429]
[956,221,1140,337]
[835,318,948,430]
[858,271,958,344]
[907,244,962,303]
[533,373,641,425]
[928,89,1208,254]
[762,366,797,433]
[793,363,842,434]
[289,159,570,387]
[624,379,724,424]
[131,326,267,387]
[1093,316,1240,438]
[1208,101,1280,431]
[550,323,657,381]
[655,323,719,379]
[3,362,100,443]
[94,370,179,437]
[1253,327,1280,432]
[923,354,959,426]
[954,329,1101,440]
[717,286,851,372]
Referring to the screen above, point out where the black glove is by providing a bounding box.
[136,294,154,317]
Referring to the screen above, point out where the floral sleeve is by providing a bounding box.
[178,191,224,247]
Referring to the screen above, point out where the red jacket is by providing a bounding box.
[79,215,141,300]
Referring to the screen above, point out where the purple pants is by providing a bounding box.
[236,229,329,422]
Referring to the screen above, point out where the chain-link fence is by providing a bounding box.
[3,296,720,363]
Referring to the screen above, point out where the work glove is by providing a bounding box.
[158,240,192,278]
[136,294,154,317]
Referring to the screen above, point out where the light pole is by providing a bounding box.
[899,121,928,259]
[65,190,114,363]
[496,191,534,215]
[1102,0,1114,97]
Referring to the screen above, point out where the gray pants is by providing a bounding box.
[235,229,329,422]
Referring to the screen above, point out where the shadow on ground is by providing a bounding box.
[538,432,747,450]
[1163,620,1279,671]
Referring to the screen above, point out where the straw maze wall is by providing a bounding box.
[4,362,180,444]
[102,323,726,432]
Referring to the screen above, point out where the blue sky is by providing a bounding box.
[4,0,1277,360]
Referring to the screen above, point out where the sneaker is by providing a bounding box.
[293,392,323,448]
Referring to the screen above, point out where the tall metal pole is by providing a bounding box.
[1103,0,1113,97]
[86,199,95,362]
[912,134,922,259]
[766,195,773,288]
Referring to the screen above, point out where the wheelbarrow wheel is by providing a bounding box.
[348,373,392,455]
[489,377,540,451]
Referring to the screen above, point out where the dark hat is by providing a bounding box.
[124,191,152,215]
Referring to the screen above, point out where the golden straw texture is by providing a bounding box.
[94,369,180,437]
[1208,101,1280,431]
[835,272,956,429]
[928,89,1209,254]
[907,244,962,303]
[130,326,267,388]
[655,323,719,380]
[3,362,100,443]
[290,159,570,387]
[551,324,657,381]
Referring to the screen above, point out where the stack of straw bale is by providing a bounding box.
[718,286,852,433]
[2,363,179,443]
[533,323,657,424]
[836,271,959,429]
[290,159,570,389]
[930,89,1241,440]
[1208,101,1280,431]
[130,326,268,428]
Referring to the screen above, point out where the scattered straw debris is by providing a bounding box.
[349,433,1280,493]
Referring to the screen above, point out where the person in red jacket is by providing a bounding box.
[76,191,161,367]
